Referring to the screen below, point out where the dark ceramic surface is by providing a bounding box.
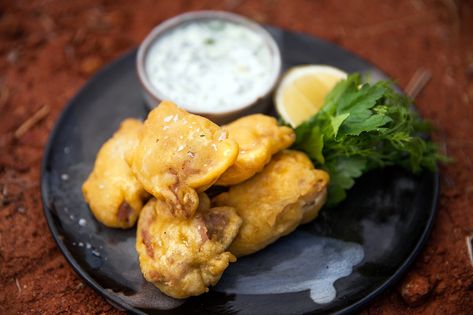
[41,27,439,315]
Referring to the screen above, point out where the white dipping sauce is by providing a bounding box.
[145,20,274,112]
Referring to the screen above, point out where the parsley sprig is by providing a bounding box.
[293,73,447,207]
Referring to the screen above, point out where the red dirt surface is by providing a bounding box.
[1,0,472,314]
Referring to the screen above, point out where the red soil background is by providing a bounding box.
[0,0,472,314]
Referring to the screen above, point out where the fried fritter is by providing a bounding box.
[82,119,149,228]
[216,114,295,186]
[136,195,242,299]
[129,101,239,218]
[213,150,329,257]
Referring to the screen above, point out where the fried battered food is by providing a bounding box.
[82,119,149,228]
[213,150,329,257]
[129,101,239,218]
[216,114,295,186]
[136,195,242,298]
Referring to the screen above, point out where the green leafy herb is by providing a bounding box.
[293,73,447,207]
[204,38,215,45]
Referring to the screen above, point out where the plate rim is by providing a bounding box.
[40,47,145,314]
[40,27,440,315]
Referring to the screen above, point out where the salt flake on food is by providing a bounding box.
[218,131,227,140]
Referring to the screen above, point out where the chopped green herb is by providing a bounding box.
[293,73,448,207]
[204,38,215,45]
[207,20,225,31]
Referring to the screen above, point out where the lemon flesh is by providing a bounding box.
[275,65,347,127]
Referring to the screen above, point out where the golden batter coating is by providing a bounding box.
[216,114,295,186]
[136,195,242,299]
[82,119,149,228]
[213,150,329,257]
[129,101,239,219]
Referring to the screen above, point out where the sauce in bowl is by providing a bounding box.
[137,11,281,121]
[146,20,273,112]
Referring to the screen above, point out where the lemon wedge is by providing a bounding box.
[275,65,347,127]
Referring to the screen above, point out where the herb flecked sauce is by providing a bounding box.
[145,20,274,112]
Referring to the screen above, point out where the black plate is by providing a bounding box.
[41,27,439,315]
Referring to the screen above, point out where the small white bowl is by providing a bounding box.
[136,11,282,124]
